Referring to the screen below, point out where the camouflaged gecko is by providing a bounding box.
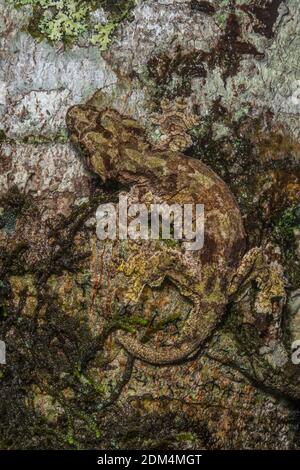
[66,95,286,366]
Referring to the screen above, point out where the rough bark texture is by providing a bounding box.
[1,0,300,449]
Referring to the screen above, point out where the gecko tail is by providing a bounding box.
[116,331,201,366]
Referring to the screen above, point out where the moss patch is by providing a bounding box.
[272,204,300,288]
[273,205,299,256]
[14,0,136,50]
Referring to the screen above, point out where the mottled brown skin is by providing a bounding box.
[66,101,246,365]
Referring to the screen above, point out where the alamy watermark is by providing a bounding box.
[96,196,205,251]
[291,340,300,365]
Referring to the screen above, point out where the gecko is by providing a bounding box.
[66,94,286,365]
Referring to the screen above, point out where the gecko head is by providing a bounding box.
[67,105,150,182]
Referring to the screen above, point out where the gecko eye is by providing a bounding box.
[101,128,113,140]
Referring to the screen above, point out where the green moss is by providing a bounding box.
[16,0,89,44]
[161,238,180,249]
[141,312,182,344]
[22,134,51,144]
[110,313,150,334]
[273,205,299,259]
[215,12,229,26]
[14,0,136,49]
[175,431,196,442]
[91,0,136,50]
[55,127,69,143]
[272,204,300,288]
[21,128,69,144]
[90,20,116,49]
